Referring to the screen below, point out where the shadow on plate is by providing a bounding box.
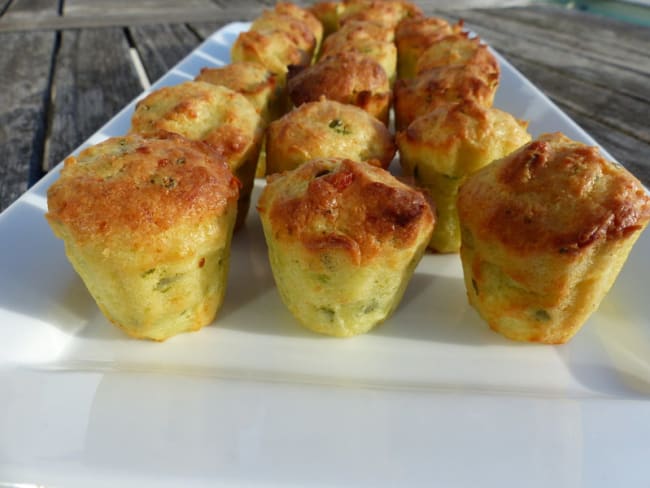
[558,297,650,399]
[371,273,508,346]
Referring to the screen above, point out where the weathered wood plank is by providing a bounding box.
[2,0,57,17]
[441,8,650,102]
[64,0,217,16]
[491,47,649,140]
[188,21,229,40]
[45,27,144,169]
[128,24,202,84]
[0,30,55,212]
[493,50,650,171]
[0,0,13,15]
[436,5,650,178]
[489,4,650,52]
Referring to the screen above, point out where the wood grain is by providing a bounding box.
[0,30,55,210]
[128,23,203,84]
[442,5,650,182]
[0,1,648,213]
[45,27,144,169]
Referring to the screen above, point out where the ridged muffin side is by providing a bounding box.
[257,158,434,337]
[46,134,240,341]
[397,100,531,253]
[457,133,650,343]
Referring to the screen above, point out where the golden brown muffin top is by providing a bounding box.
[458,133,650,255]
[309,1,344,35]
[319,20,397,82]
[398,99,530,176]
[339,0,422,29]
[195,62,277,121]
[195,62,276,101]
[46,134,239,243]
[130,81,263,171]
[415,33,499,76]
[287,51,389,106]
[394,64,500,130]
[258,158,434,265]
[322,18,395,47]
[275,2,324,45]
[266,98,396,171]
[250,10,316,54]
[395,15,456,44]
[231,29,312,75]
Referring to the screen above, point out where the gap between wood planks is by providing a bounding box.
[40,26,153,173]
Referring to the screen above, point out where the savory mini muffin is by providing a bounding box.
[394,64,500,131]
[310,0,420,35]
[339,0,423,30]
[415,32,499,76]
[195,62,282,123]
[250,10,317,61]
[257,158,435,337]
[265,99,396,174]
[275,2,324,56]
[319,20,397,84]
[395,16,460,79]
[46,134,240,341]
[130,81,263,228]
[287,51,391,124]
[231,29,312,83]
[397,100,531,253]
[457,133,650,343]
[309,1,344,37]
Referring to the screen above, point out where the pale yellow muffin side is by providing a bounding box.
[397,101,531,253]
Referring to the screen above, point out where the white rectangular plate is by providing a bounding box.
[1,22,649,488]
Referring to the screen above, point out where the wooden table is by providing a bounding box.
[1,0,649,213]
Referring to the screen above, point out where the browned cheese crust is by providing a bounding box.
[458,133,650,255]
[259,158,434,266]
[395,16,460,79]
[339,0,423,30]
[457,132,650,343]
[394,64,500,131]
[195,62,280,123]
[287,51,391,123]
[251,10,317,56]
[265,98,396,173]
[130,81,263,171]
[319,19,397,83]
[231,29,312,76]
[275,1,324,49]
[46,134,239,245]
[415,32,499,76]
